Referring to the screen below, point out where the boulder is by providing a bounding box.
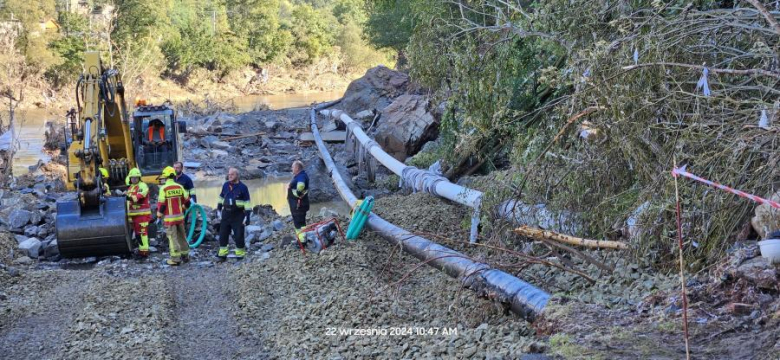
[245,168,265,179]
[257,229,272,242]
[18,237,42,258]
[43,240,59,259]
[252,204,277,221]
[23,226,39,238]
[246,225,264,234]
[211,141,231,150]
[304,158,339,203]
[245,232,257,245]
[273,220,284,231]
[14,235,28,245]
[210,149,228,158]
[13,256,33,265]
[340,66,409,115]
[7,209,32,229]
[261,244,274,252]
[732,256,778,290]
[752,191,780,239]
[375,95,439,161]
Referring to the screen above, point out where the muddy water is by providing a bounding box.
[9,91,343,175]
[4,107,59,175]
[194,177,351,217]
[229,91,343,112]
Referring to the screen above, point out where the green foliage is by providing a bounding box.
[1,0,59,71]
[335,21,389,72]
[286,3,337,65]
[44,12,88,88]
[332,0,367,25]
[364,0,416,52]
[5,0,388,90]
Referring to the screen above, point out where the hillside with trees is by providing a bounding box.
[0,0,391,104]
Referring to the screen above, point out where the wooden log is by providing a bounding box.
[222,132,265,141]
[513,226,628,250]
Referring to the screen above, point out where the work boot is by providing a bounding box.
[166,258,181,266]
[296,228,307,244]
[181,254,190,263]
[217,247,229,262]
[235,248,247,260]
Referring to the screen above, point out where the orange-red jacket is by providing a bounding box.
[127,182,151,217]
[148,125,165,142]
[157,179,190,226]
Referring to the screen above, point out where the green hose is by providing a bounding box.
[184,203,208,248]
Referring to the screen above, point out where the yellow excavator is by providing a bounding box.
[56,52,186,257]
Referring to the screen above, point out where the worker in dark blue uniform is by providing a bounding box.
[216,167,251,261]
[287,160,310,244]
[173,161,197,203]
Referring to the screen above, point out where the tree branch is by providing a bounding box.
[622,62,780,80]
[744,0,780,36]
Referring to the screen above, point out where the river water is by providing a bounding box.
[194,177,350,217]
[8,91,347,214]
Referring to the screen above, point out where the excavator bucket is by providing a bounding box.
[56,197,132,258]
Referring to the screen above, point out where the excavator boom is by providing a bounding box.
[57,52,133,258]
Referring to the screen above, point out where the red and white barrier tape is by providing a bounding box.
[672,165,780,209]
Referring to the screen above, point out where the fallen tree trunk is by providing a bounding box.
[311,104,550,321]
[514,225,628,250]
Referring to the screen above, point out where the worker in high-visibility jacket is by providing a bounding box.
[287,160,309,243]
[157,166,191,266]
[216,167,251,261]
[125,168,151,257]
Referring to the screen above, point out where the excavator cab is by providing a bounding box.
[132,103,185,180]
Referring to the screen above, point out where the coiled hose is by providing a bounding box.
[185,203,208,248]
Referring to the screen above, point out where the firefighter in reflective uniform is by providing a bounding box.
[125,168,151,256]
[287,160,310,244]
[157,166,191,266]
[216,167,251,261]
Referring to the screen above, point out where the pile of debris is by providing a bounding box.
[0,181,62,263]
[182,111,305,178]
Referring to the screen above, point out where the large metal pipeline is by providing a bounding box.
[311,106,549,321]
[319,109,484,243]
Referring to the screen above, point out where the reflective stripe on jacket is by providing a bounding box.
[218,181,250,211]
[287,170,309,212]
[157,179,190,225]
[127,182,151,217]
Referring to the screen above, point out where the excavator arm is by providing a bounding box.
[57,52,134,258]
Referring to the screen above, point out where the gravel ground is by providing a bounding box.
[232,220,543,359]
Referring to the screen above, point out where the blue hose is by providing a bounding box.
[184,203,208,248]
